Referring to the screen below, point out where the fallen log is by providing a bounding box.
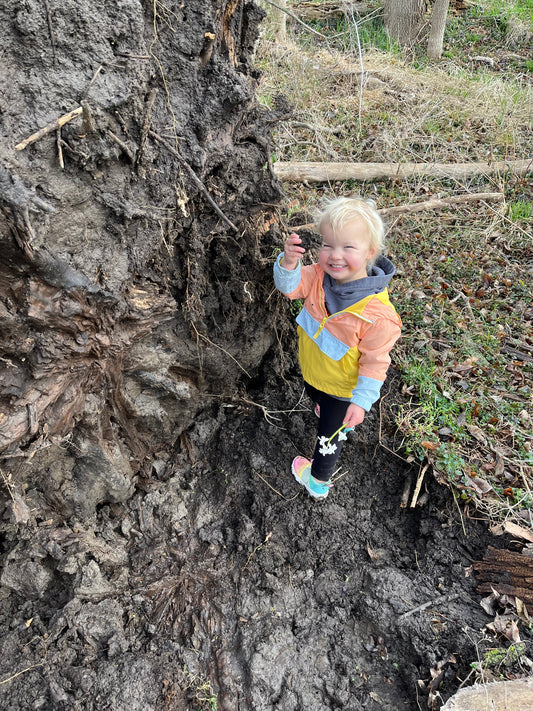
[273,158,533,183]
[292,1,374,20]
[442,678,533,711]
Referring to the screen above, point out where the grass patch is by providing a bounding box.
[257,2,533,528]
[390,209,533,521]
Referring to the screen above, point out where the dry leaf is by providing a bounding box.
[366,541,378,561]
[515,598,530,624]
[503,521,533,544]
[480,591,499,617]
[421,440,439,451]
[494,455,505,477]
[467,424,487,445]
[486,614,521,643]
[10,492,30,524]
[464,474,493,497]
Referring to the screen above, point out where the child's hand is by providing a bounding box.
[344,403,365,429]
[281,232,305,270]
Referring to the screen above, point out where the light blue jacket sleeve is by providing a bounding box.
[273,252,302,294]
[351,376,383,411]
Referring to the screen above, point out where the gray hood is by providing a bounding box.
[324,255,396,315]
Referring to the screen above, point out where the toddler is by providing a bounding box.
[274,197,402,500]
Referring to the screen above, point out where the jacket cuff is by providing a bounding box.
[350,376,383,411]
[273,252,301,294]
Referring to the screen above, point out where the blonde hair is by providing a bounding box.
[316,196,385,263]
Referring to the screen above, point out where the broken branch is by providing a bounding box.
[292,1,373,20]
[291,192,507,231]
[15,107,83,151]
[379,192,505,216]
[261,0,330,39]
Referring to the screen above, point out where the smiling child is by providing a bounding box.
[274,196,402,500]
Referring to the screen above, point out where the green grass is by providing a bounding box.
[508,199,532,221]
[389,211,533,518]
[479,0,533,28]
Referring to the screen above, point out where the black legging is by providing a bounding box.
[304,382,351,482]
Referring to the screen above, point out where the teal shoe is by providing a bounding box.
[291,457,332,500]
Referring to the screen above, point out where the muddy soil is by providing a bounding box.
[0,360,503,711]
[0,1,511,709]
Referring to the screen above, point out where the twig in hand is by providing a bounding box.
[149,131,238,232]
[15,107,83,151]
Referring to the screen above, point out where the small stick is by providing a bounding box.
[242,532,273,572]
[15,107,83,151]
[398,592,460,620]
[410,462,429,508]
[56,128,64,169]
[81,65,103,101]
[254,470,299,501]
[149,130,239,232]
[81,100,95,134]
[108,130,135,162]
[116,53,150,59]
[43,0,57,65]
[0,661,45,686]
[190,322,250,377]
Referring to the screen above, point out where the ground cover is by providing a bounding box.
[256,0,533,533]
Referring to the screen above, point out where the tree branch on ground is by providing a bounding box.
[290,192,506,231]
[273,158,533,182]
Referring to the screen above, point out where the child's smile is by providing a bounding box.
[319,218,377,284]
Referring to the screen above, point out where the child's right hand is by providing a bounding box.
[281,233,305,270]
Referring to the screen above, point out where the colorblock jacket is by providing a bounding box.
[274,254,402,410]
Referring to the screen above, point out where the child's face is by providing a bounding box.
[318,217,376,284]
